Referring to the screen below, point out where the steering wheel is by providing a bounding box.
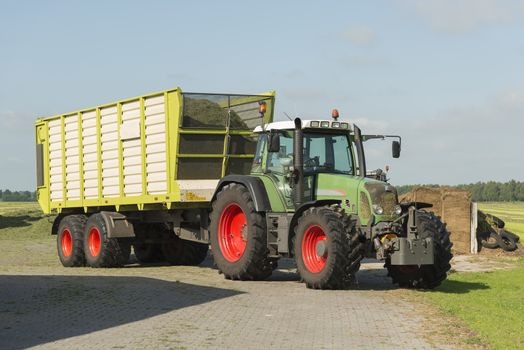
[304,157,319,167]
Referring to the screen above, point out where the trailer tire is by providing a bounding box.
[162,238,209,266]
[294,206,361,289]
[385,211,452,289]
[84,213,131,268]
[134,243,163,263]
[499,231,518,252]
[210,183,274,280]
[480,231,501,249]
[57,215,87,267]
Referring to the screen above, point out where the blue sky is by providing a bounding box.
[1,0,523,189]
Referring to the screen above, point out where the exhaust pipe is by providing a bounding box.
[293,118,304,208]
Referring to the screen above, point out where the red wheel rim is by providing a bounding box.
[88,227,101,257]
[61,229,73,257]
[302,225,328,273]
[218,203,247,262]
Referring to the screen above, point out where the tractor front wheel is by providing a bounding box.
[210,183,274,280]
[385,211,452,289]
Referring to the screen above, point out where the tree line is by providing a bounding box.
[2,180,524,202]
[0,190,36,202]
[395,180,524,202]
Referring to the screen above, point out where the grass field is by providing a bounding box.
[425,201,524,350]
[0,201,52,240]
[478,202,524,240]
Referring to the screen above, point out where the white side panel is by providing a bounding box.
[144,95,167,195]
[122,100,143,196]
[48,119,63,202]
[100,106,119,198]
[82,110,98,199]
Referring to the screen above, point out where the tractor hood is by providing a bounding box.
[313,174,400,224]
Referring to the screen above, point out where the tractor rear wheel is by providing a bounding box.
[385,211,452,289]
[162,237,209,265]
[84,213,131,268]
[294,206,363,289]
[210,183,274,280]
[57,215,87,267]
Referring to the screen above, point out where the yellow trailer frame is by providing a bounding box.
[35,87,275,214]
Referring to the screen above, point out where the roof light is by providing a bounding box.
[310,121,319,127]
[321,121,330,128]
[340,122,349,129]
[331,109,339,120]
[332,122,340,128]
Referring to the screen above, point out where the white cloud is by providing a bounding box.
[341,26,376,45]
[404,0,524,33]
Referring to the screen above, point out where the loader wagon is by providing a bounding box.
[36,87,452,290]
[35,87,275,267]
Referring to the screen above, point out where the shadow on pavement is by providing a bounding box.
[0,275,242,349]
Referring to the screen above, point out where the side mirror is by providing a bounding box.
[268,131,280,153]
[392,141,401,158]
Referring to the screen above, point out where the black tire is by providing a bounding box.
[501,229,520,243]
[133,243,163,263]
[57,215,87,267]
[294,206,363,289]
[161,237,209,266]
[499,231,518,252]
[209,183,274,280]
[84,213,131,268]
[480,231,501,249]
[385,211,453,289]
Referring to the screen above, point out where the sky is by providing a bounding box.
[1,0,523,190]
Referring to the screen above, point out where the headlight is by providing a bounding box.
[394,205,402,215]
[372,205,384,215]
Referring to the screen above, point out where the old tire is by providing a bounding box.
[57,215,87,267]
[133,243,163,263]
[210,183,274,280]
[294,206,363,289]
[162,238,209,266]
[385,211,453,289]
[480,231,501,249]
[84,213,131,268]
[499,231,518,252]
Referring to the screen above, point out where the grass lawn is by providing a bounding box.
[424,201,524,350]
[0,201,52,240]
[424,258,524,350]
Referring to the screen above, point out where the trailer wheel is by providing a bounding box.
[133,243,163,263]
[385,211,452,289]
[84,213,131,268]
[210,183,273,280]
[57,215,87,267]
[294,206,362,289]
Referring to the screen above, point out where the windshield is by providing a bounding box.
[266,131,354,175]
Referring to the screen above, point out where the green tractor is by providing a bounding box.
[209,115,452,289]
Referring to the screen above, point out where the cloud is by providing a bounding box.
[341,26,376,45]
[404,0,524,33]
[0,111,32,130]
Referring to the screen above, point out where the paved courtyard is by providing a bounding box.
[0,239,457,350]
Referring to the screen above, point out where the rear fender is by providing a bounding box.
[212,175,271,212]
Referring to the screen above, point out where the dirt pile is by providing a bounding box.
[399,187,472,254]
